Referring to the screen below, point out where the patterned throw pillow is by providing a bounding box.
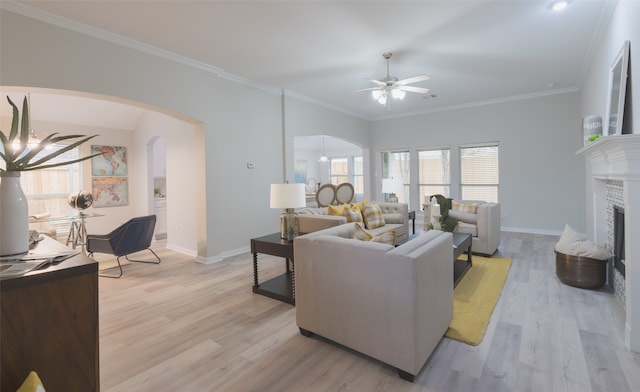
[343,204,363,223]
[363,202,385,229]
[328,203,348,216]
[371,230,396,246]
[353,223,396,246]
[353,222,373,241]
[452,200,478,214]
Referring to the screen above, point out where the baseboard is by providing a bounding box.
[501,226,562,236]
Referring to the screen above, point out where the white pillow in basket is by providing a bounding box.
[555,224,612,260]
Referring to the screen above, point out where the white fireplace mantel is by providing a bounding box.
[577,133,640,353]
[577,134,640,180]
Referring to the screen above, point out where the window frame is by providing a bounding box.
[417,147,451,204]
[458,142,499,203]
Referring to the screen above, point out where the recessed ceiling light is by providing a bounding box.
[549,1,569,11]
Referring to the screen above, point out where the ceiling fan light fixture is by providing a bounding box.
[549,1,568,11]
[371,90,383,100]
[377,94,388,106]
[391,88,406,100]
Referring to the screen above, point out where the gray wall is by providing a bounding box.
[372,92,585,235]
[579,0,639,239]
[0,9,371,260]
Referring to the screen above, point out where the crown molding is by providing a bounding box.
[372,87,580,121]
[282,90,369,121]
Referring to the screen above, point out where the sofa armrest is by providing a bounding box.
[476,202,501,254]
[298,214,346,234]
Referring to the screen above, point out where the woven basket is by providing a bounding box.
[555,250,607,289]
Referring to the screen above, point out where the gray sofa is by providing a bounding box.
[297,202,409,242]
[294,223,453,381]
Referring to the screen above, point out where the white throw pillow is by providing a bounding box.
[555,224,612,260]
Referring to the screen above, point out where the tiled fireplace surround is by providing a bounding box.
[578,134,640,353]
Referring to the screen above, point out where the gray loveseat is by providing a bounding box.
[294,223,453,381]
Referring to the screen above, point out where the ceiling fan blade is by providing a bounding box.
[353,87,383,92]
[366,79,386,86]
[397,86,429,94]
[395,74,430,86]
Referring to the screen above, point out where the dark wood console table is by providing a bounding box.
[251,233,295,305]
[453,233,472,287]
[0,236,99,391]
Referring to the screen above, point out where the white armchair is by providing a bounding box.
[448,200,501,256]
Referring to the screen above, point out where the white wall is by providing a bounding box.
[372,92,584,234]
[134,110,201,256]
[0,9,371,260]
[283,96,372,197]
[579,1,639,241]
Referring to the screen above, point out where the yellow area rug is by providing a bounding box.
[445,255,512,346]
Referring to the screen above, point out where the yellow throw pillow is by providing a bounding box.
[363,202,385,229]
[327,203,348,216]
[453,200,478,214]
[353,222,373,241]
[371,230,396,246]
[351,199,369,213]
[343,204,363,223]
[17,371,45,392]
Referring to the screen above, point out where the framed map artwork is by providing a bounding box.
[92,177,129,207]
[91,145,128,176]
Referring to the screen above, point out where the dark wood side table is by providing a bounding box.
[408,210,416,234]
[453,233,472,287]
[0,236,99,391]
[251,233,295,305]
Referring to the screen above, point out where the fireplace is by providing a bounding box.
[614,206,625,277]
[578,134,640,353]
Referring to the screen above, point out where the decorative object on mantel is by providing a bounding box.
[270,183,306,240]
[605,40,630,136]
[582,115,602,144]
[0,95,100,257]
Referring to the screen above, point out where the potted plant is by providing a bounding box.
[0,95,100,256]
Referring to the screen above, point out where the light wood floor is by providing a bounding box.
[98,232,640,391]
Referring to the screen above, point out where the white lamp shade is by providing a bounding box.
[381,178,403,194]
[270,183,306,209]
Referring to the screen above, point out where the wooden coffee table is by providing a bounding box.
[453,233,472,287]
[250,233,295,305]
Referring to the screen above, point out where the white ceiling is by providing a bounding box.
[3,0,613,122]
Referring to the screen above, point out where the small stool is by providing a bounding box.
[555,251,607,289]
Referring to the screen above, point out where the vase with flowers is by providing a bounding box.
[1,95,100,256]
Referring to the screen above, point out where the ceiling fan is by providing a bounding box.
[356,52,430,109]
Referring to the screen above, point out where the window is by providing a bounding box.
[459,144,499,202]
[20,144,82,237]
[381,150,410,207]
[329,157,348,185]
[353,156,364,201]
[418,148,450,204]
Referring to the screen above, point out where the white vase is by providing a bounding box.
[0,171,29,256]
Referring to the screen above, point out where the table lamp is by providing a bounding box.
[270,183,306,240]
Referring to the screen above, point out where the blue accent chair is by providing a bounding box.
[87,215,161,278]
